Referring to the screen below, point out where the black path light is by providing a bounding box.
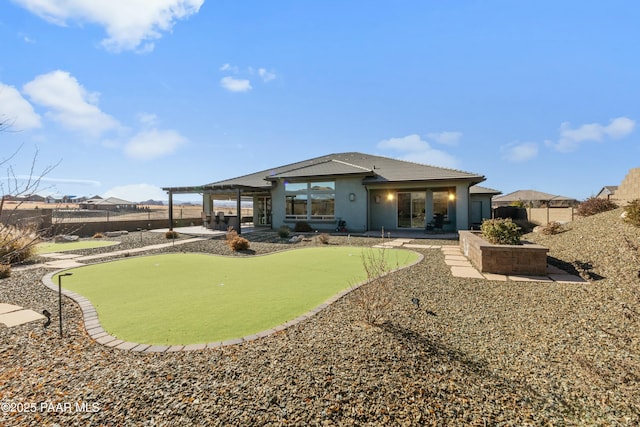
[58,272,73,337]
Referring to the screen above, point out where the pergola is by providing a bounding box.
[162,184,270,234]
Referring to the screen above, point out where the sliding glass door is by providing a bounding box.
[397,192,426,228]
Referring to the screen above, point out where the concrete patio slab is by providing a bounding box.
[508,275,554,282]
[450,266,485,279]
[0,303,22,315]
[482,273,508,281]
[549,274,588,283]
[43,260,86,269]
[404,244,435,249]
[444,255,468,262]
[0,309,45,327]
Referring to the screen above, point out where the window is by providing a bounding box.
[432,190,450,218]
[285,181,335,220]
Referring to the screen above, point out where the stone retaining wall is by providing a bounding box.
[459,230,549,275]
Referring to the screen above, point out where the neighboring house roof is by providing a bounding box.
[470,185,502,195]
[165,152,485,193]
[493,189,576,203]
[596,186,618,197]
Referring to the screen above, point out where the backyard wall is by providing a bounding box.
[459,230,549,275]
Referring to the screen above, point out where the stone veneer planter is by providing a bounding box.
[459,230,549,276]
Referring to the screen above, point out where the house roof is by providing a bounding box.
[164,152,485,194]
[470,185,502,195]
[493,189,576,202]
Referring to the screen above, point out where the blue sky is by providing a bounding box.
[1,1,638,202]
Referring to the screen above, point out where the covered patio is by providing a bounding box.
[162,184,270,235]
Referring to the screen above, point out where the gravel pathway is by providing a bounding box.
[1,216,639,426]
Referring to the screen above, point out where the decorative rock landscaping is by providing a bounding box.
[1,213,639,425]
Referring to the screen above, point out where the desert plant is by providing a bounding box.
[351,248,395,325]
[294,221,313,232]
[623,199,640,227]
[0,224,39,264]
[480,218,522,245]
[93,232,105,239]
[576,196,618,217]
[277,225,291,239]
[317,233,330,245]
[165,230,179,239]
[225,226,250,251]
[539,221,564,235]
[509,200,526,208]
[0,263,11,279]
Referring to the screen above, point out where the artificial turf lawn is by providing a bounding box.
[37,240,120,253]
[56,246,420,345]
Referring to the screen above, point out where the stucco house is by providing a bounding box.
[163,152,494,234]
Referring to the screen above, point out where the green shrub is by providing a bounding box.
[0,224,38,264]
[480,218,522,245]
[623,199,640,227]
[0,263,11,279]
[165,230,179,239]
[294,221,313,232]
[576,197,618,217]
[277,226,291,238]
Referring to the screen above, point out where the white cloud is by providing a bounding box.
[219,63,239,73]
[104,183,168,202]
[22,70,119,136]
[551,116,636,152]
[12,0,204,53]
[377,134,460,169]
[16,175,101,186]
[220,76,252,93]
[426,131,462,146]
[0,83,42,130]
[137,112,159,127]
[124,128,187,160]
[258,68,276,82]
[500,142,538,162]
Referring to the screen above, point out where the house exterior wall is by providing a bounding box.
[469,194,494,226]
[270,176,368,232]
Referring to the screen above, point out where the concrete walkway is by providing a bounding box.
[0,303,45,328]
[376,238,588,283]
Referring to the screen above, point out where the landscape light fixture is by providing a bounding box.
[58,272,73,338]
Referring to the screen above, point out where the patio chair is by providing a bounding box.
[426,213,444,231]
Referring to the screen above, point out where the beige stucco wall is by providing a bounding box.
[612,168,640,205]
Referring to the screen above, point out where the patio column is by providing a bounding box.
[455,183,469,231]
[168,191,174,231]
[236,188,242,234]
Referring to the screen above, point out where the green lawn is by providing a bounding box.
[56,247,420,345]
[37,240,120,253]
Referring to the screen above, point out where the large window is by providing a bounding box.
[285,181,335,220]
[432,190,450,218]
[397,192,426,228]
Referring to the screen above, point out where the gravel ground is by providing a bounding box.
[1,214,639,426]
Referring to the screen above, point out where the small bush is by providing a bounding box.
[623,199,640,227]
[228,236,250,251]
[277,226,291,238]
[93,232,104,239]
[351,248,394,325]
[225,227,250,251]
[0,263,11,279]
[576,196,618,217]
[480,218,522,245]
[539,221,564,235]
[294,221,313,232]
[165,230,179,239]
[0,224,38,264]
[318,233,330,244]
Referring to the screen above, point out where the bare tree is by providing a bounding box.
[1,118,60,271]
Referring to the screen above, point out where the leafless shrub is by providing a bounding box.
[350,248,396,325]
[539,221,564,235]
[317,233,330,245]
